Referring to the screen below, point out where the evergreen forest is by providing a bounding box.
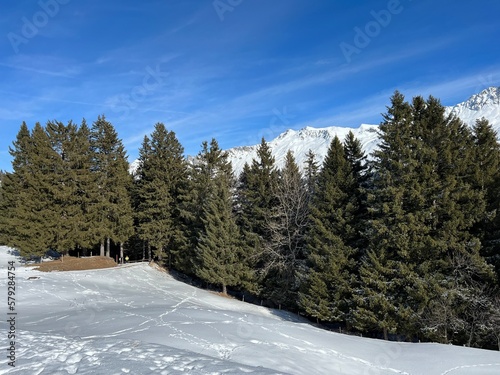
[1,93,499,349]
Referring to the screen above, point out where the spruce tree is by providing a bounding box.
[189,138,249,293]
[45,120,93,254]
[196,162,245,295]
[69,121,100,254]
[0,123,31,250]
[9,123,58,257]
[240,138,279,244]
[134,123,187,265]
[236,138,279,294]
[90,115,133,257]
[470,118,500,282]
[178,139,233,274]
[299,136,357,324]
[357,92,493,341]
[354,92,420,338]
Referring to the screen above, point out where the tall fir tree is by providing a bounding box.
[236,138,279,293]
[90,115,133,257]
[0,123,30,250]
[45,120,97,254]
[354,92,421,338]
[195,157,246,295]
[181,138,249,293]
[69,120,101,254]
[356,92,493,341]
[178,139,233,275]
[470,118,500,283]
[134,123,188,265]
[8,123,59,257]
[299,136,358,325]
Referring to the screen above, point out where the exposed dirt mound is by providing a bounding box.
[30,256,117,272]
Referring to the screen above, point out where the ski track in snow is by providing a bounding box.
[1,246,500,374]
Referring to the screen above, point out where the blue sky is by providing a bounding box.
[1,0,500,171]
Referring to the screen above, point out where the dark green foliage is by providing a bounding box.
[356,92,493,342]
[196,166,246,295]
[236,138,280,294]
[470,118,500,282]
[299,136,359,323]
[0,123,56,257]
[177,139,230,274]
[90,115,134,257]
[44,120,100,254]
[191,139,249,294]
[0,123,30,251]
[1,118,134,258]
[238,138,279,245]
[133,123,188,265]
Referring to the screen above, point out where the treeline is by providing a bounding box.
[1,92,499,349]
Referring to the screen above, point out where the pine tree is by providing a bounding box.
[299,136,357,324]
[240,138,279,244]
[45,120,95,254]
[355,92,421,338]
[343,131,369,256]
[69,121,100,254]
[90,115,133,257]
[178,139,233,275]
[196,164,245,295]
[134,123,187,265]
[7,123,58,257]
[191,138,249,294]
[0,123,29,250]
[357,92,493,341]
[470,118,500,282]
[236,138,279,294]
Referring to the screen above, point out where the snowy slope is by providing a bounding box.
[1,246,499,375]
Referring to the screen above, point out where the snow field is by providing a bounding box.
[0,246,499,374]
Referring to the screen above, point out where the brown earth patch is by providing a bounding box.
[29,256,117,272]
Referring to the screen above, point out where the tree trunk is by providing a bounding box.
[120,242,124,264]
[148,243,152,261]
[222,283,227,296]
[100,239,105,257]
[105,237,110,258]
[142,242,145,260]
[383,327,388,341]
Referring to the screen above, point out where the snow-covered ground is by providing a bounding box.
[0,246,499,374]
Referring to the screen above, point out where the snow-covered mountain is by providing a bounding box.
[227,87,500,176]
[129,87,500,176]
[445,86,500,128]
[228,124,379,175]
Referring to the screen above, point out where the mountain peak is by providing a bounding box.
[445,87,500,127]
[227,123,380,176]
[458,87,500,111]
[129,88,500,177]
